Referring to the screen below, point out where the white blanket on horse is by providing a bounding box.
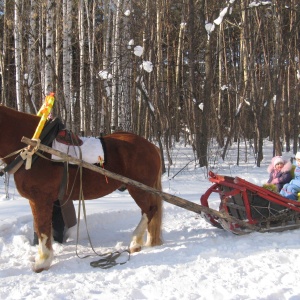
[51,137,104,164]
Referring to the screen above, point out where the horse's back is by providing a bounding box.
[104,131,159,155]
[103,132,161,186]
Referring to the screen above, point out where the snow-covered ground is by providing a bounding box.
[1,139,300,300]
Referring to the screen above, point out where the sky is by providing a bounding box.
[1,139,300,300]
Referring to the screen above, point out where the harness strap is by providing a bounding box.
[4,117,64,174]
[20,139,41,170]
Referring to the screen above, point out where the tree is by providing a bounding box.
[62,0,73,129]
[1,0,300,170]
[14,0,22,111]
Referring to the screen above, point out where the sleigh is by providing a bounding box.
[200,171,300,234]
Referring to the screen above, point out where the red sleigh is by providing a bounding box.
[200,171,300,234]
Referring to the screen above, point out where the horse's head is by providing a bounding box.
[0,105,39,163]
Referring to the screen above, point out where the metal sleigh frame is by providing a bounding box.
[200,171,300,234]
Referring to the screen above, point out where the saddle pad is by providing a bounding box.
[51,137,104,165]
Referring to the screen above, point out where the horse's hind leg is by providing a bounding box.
[29,199,54,272]
[145,174,163,248]
[128,188,163,253]
[145,194,163,247]
[129,212,149,252]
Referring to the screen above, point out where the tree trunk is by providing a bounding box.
[63,0,73,130]
[78,0,86,135]
[44,0,54,95]
[14,0,22,111]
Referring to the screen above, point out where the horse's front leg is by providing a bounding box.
[29,199,54,272]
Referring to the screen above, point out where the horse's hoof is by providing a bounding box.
[34,268,44,273]
[32,265,49,273]
[129,245,142,253]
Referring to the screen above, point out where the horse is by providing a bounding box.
[0,105,163,272]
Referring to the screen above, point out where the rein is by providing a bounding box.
[30,146,131,268]
[75,149,130,269]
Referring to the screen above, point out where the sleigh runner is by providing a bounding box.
[200,171,300,234]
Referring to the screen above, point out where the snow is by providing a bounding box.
[214,7,228,26]
[140,61,153,73]
[134,46,143,57]
[98,70,112,81]
[124,10,131,17]
[235,102,242,115]
[205,22,215,38]
[249,1,272,8]
[1,140,300,299]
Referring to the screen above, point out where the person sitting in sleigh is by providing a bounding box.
[280,152,300,200]
[264,156,292,193]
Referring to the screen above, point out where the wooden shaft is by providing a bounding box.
[21,136,259,231]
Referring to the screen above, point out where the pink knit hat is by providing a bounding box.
[273,156,284,167]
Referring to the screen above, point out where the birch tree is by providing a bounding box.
[27,0,38,113]
[63,0,73,129]
[78,0,86,135]
[1,0,8,105]
[84,0,96,134]
[101,0,113,133]
[111,0,122,132]
[119,0,132,131]
[44,0,54,95]
[14,0,22,111]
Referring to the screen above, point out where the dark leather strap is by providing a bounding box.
[58,162,77,228]
[90,250,130,269]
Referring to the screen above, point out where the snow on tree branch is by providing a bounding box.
[134,45,143,57]
[136,76,155,112]
[214,7,229,26]
[205,0,236,38]
[98,70,113,80]
[140,61,153,73]
[249,1,272,8]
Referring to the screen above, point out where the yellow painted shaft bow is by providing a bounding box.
[32,92,55,139]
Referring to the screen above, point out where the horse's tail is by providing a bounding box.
[147,146,163,246]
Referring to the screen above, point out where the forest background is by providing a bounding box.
[0,0,299,172]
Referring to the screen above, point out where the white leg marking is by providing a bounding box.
[34,233,53,272]
[130,213,148,252]
[145,229,152,247]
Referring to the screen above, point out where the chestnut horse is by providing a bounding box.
[0,105,163,272]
